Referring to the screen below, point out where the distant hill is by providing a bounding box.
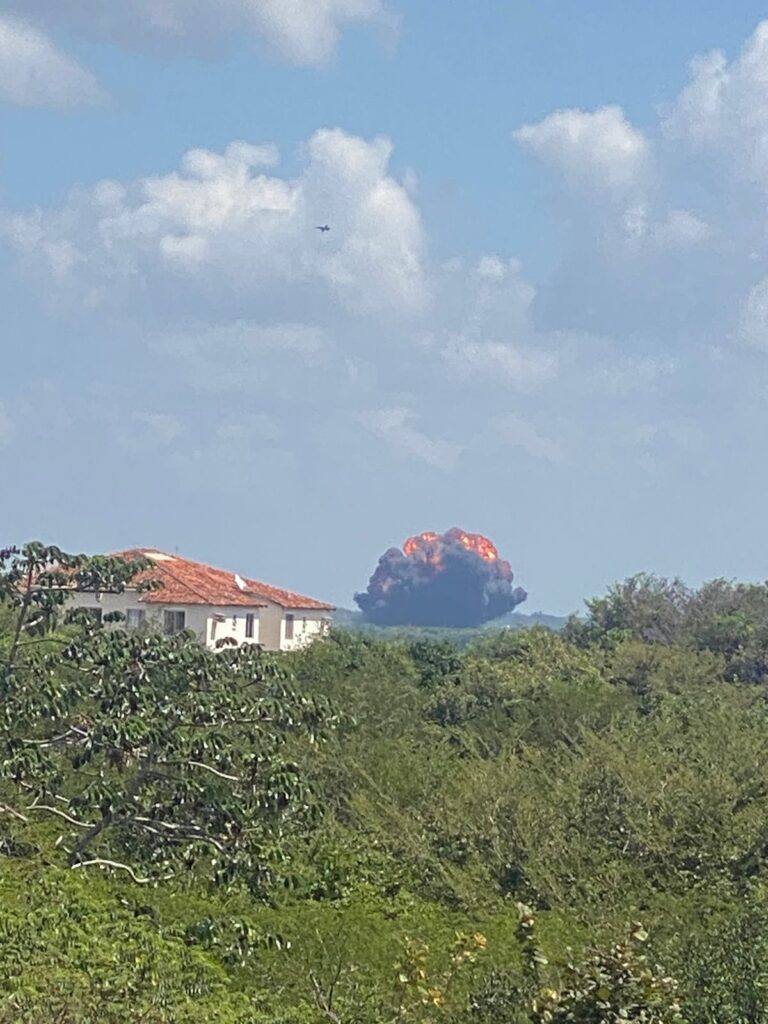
[332,607,568,644]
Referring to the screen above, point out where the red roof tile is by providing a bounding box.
[110,549,334,611]
[242,576,335,611]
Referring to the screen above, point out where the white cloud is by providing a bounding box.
[359,407,462,470]
[2,129,428,318]
[514,107,713,258]
[493,414,561,463]
[438,255,536,333]
[0,15,104,108]
[433,256,558,390]
[515,104,650,194]
[588,355,679,397]
[443,338,558,390]
[650,209,713,249]
[663,21,768,183]
[4,0,396,65]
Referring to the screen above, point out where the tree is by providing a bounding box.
[565,574,691,648]
[0,543,338,888]
[0,542,152,682]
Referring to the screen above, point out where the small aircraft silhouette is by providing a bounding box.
[316,224,331,233]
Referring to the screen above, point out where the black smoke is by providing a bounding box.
[354,529,527,627]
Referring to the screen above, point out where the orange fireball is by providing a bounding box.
[404,528,499,563]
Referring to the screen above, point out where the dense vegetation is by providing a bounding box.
[333,608,567,646]
[2,547,768,1021]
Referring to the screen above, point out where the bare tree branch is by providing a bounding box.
[0,803,29,823]
[130,816,228,853]
[71,858,173,885]
[22,727,89,749]
[27,804,94,828]
[188,761,241,782]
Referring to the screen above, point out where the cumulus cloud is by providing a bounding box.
[0,14,104,107]
[443,338,558,390]
[2,0,396,65]
[430,256,558,390]
[513,102,718,261]
[436,255,536,337]
[515,105,650,195]
[358,407,462,470]
[663,21,768,182]
[1,129,427,318]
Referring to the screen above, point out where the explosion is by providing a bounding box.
[355,527,527,627]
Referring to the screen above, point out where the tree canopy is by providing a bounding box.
[1,546,768,1021]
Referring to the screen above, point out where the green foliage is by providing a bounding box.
[514,905,684,1023]
[568,571,768,683]
[675,895,768,1023]
[408,638,463,690]
[0,865,257,1023]
[4,543,768,1020]
[1,625,337,889]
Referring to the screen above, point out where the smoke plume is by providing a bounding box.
[355,528,527,627]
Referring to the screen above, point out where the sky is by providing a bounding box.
[3,2,768,615]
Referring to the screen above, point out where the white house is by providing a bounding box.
[65,548,334,652]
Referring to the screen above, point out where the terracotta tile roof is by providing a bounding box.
[242,576,335,612]
[111,549,334,611]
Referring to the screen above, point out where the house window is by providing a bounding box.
[126,609,146,629]
[285,614,294,640]
[163,610,186,635]
[245,614,255,639]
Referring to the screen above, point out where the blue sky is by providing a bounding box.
[2,2,768,614]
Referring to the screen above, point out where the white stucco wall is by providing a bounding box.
[65,590,262,650]
[66,591,330,652]
[258,603,332,652]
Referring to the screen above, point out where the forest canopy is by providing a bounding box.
[1,545,768,1022]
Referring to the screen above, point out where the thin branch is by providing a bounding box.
[130,816,228,853]
[0,803,29,823]
[188,761,241,782]
[310,972,343,1024]
[22,726,89,749]
[71,858,173,885]
[69,766,149,864]
[18,783,72,804]
[27,804,93,828]
[69,813,112,864]
[17,637,70,649]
